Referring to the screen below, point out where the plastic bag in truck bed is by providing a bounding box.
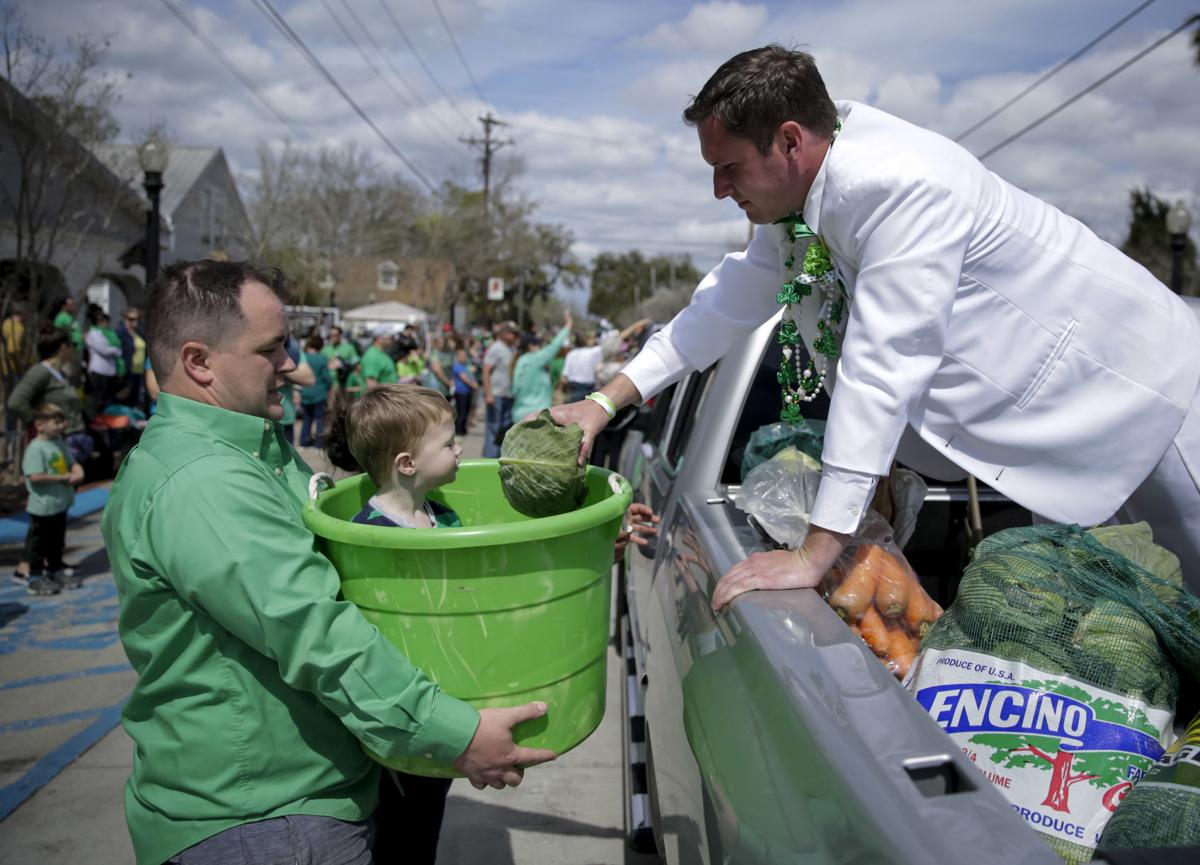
[739,419,825,480]
[823,510,943,681]
[905,524,1200,865]
[1099,710,1200,851]
[736,445,823,550]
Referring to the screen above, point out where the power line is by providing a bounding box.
[977,18,1193,161]
[376,0,474,125]
[955,0,1156,142]
[429,0,486,102]
[321,0,466,154]
[247,0,437,192]
[157,0,310,141]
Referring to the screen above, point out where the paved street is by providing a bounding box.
[0,422,646,864]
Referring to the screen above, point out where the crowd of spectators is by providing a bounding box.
[1,296,656,476]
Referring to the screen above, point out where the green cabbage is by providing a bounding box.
[1087,522,1183,604]
[498,410,588,518]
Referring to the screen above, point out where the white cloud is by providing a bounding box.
[635,1,769,56]
[13,0,1199,280]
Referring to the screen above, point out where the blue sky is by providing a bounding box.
[22,0,1200,277]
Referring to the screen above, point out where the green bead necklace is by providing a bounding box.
[775,121,848,423]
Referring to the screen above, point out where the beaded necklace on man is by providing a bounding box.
[774,119,848,423]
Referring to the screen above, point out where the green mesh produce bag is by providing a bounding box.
[906,524,1200,865]
[1099,711,1200,850]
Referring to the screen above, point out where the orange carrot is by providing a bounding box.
[828,545,879,623]
[867,545,912,617]
[885,620,920,679]
[904,589,943,638]
[857,605,890,658]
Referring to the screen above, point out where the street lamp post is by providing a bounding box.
[138,131,169,287]
[1165,200,1192,295]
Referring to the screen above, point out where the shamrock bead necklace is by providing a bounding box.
[775,121,848,423]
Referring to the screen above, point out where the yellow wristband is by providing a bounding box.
[585,391,616,419]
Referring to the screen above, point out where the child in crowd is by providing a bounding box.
[22,404,84,595]
[449,347,477,436]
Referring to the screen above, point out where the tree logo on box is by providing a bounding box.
[917,679,1163,814]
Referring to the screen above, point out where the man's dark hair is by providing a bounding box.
[682,44,837,154]
[146,260,289,377]
[36,329,70,360]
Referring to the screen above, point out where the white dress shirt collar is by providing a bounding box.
[801,101,853,235]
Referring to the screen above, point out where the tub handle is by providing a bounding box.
[607,474,623,496]
[308,472,336,501]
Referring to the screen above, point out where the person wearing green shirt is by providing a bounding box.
[102,259,553,865]
[361,332,398,389]
[52,295,84,355]
[321,325,360,386]
[511,310,573,423]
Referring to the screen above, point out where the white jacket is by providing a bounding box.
[623,101,1200,531]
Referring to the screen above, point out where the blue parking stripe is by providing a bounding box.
[0,700,126,821]
[0,707,108,734]
[0,663,132,691]
[0,486,109,544]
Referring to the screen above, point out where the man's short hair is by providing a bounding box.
[36,329,70,360]
[682,44,837,154]
[146,260,288,377]
[346,385,454,485]
[496,321,518,336]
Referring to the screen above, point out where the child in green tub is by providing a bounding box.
[329,383,659,864]
[344,384,463,529]
[335,383,465,864]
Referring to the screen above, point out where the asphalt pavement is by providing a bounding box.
[0,420,650,864]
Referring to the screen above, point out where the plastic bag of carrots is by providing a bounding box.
[822,513,942,679]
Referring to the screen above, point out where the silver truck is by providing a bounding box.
[614,307,1199,865]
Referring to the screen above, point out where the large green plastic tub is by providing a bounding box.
[303,459,632,777]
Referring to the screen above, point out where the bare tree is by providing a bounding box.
[0,5,133,407]
[243,142,426,302]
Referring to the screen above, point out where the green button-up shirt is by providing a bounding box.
[102,393,479,865]
[361,344,398,385]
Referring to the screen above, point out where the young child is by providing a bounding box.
[22,403,84,595]
[331,384,657,864]
[332,383,462,865]
[344,384,463,529]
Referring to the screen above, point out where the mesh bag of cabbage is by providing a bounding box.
[906,523,1200,864]
[1099,711,1200,850]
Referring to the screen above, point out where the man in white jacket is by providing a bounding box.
[552,45,1200,599]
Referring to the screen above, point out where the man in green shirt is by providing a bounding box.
[102,260,553,865]
[360,331,398,389]
[321,325,360,385]
[52,295,84,354]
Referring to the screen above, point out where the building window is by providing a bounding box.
[200,189,212,244]
[378,261,399,291]
[201,187,226,247]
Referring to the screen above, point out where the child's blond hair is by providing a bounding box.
[346,385,455,485]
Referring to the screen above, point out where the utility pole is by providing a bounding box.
[461,113,512,221]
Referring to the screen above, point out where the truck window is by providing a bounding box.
[643,382,677,446]
[664,364,717,470]
[720,338,830,484]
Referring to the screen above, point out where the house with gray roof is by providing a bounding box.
[95,144,254,267]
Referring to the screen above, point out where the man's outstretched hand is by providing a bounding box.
[453,702,557,790]
[544,399,611,465]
